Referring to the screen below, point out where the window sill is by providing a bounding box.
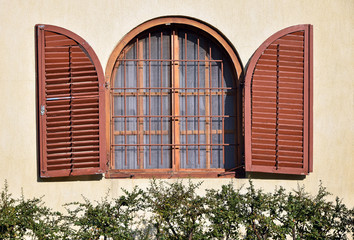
[105,169,239,179]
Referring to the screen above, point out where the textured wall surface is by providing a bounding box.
[0,0,353,209]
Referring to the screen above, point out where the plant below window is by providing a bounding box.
[0,180,353,239]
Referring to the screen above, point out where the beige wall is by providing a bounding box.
[0,0,353,210]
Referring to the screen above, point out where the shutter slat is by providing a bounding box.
[47,140,99,149]
[47,145,99,154]
[267,44,304,52]
[45,52,69,58]
[45,46,70,52]
[47,157,100,166]
[47,151,99,160]
[47,162,100,171]
[45,93,100,99]
[46,135,99,144]
[45,76,98,84]
[37,24,106,178]
[263,49,304,57]
[45,65,95,74]
[45,39,77,47]
[257,59,304,68]
[245,25,312,175]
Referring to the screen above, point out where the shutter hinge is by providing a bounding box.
[40,105,45,116]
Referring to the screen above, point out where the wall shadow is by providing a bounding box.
[37,174,103,183]
[246,172,306,180]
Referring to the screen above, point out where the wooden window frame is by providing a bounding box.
[105,17,243,178]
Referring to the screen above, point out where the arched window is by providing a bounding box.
[36,18,312,178]
[106,17,243,178]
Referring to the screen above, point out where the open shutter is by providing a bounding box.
[36,25,106,178]
[244,25,313,175]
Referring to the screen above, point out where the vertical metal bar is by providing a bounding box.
[149,33,151,166]
[124,52,127,166]
[172,29,180,171]
[204,42,210,169]
[209,45,213,166]
[110,75,114,168]
[197,38,200,165]
[160,31,163,165]
[221,62,225,165]
[138,39,144,169]
[185,32,188,166]
[136,38,139,168]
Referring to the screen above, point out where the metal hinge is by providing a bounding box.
[40,105,45,116]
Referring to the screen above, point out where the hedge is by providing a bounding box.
[1,180,353,239]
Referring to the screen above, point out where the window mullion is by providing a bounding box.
[172,29,180,171]
[137,39,144,169]
[205,42,211,169]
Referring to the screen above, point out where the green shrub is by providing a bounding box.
[205,183,244,239]
[0,181,69,240]
[64,187,143,240]
[0,180,353,239]
[205,181,353,240]
[143,180,207,240]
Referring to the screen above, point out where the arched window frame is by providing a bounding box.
[105,17,244,178]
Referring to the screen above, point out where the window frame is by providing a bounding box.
[105,17,244,178]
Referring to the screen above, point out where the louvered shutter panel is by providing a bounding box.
[36,25,106,178]
[244,25,313,175]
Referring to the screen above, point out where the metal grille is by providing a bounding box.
[111,28,237,171]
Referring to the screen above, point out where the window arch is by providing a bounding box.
[105,17,243,178]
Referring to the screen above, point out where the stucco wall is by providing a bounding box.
[0,0,353,210]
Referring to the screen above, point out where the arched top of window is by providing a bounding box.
[106,16,243,82]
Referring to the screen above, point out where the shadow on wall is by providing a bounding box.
[247,172,306,180]
[37,174,103,182]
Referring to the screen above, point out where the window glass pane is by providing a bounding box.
[113,30,172,170]
[112,26,237,171]
[178,30,235,169]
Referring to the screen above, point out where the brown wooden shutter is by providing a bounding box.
[244,25,313,175]
[36,25,106,178]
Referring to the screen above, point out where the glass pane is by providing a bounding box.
[112,27,237,171]
[178,29,236,169]
[113,30,172,170]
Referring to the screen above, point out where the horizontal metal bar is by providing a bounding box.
[46,95,99,101]
[112,87,235,90]
[46,96,72,101]
[112,143,236,146]
[116,59,223,63]
[113,129,235,136]
[112,115,236,118]
[112,91,234,96]
[113,130,169,135]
